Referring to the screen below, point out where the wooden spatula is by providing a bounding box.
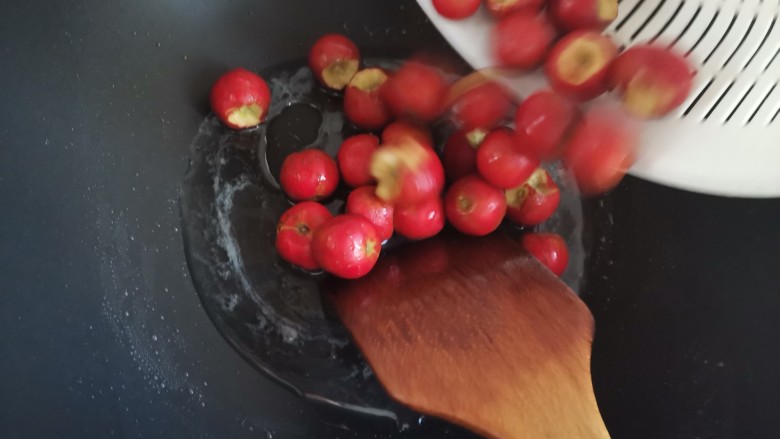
[326,232,609,439]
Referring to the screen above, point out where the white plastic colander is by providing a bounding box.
[417,0,780,197]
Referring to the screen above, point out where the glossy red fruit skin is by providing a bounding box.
[381,61,447,123]
[210,68,272,130]
[279,149,340,201]
[515,90,577,160]
[476,128,540,189]
[370,141,445,205]
[432,0,481,19]
[609,44,694,118]
[337,134,379,188]
[449,82,512,131]
[393,197,446,240]
[562,107,637,195]
[381,121,433,149]
[443,129,485,182]
[549,0,618,31]
[275,202,333,270]
[544,30,618,102]
[493,12,556,69]
[345,186,395,242]
[312,214,382,279]
[521,232,569,276]
[445,175,507,236]
[486,0,545,18]
[344,68,391,130]
[505,168,561,226]
[308,34,360,90]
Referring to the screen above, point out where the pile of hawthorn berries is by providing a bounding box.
[208,16,692,279]
[429,0,694,121]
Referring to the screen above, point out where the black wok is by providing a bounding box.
[2,0,780,438]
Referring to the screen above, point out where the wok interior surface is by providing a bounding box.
[179,56,586,428]
[2,0,780,438]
